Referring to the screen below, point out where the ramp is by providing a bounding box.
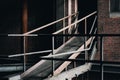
[21,36,84,79]
[8,11,97,80]
[21,37,95,79]
[44,43,97,80]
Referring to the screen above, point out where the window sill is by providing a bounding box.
[110,12,120,18]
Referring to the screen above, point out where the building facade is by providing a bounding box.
[98,0,120,61]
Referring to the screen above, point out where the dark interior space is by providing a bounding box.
[26,0,56,63]
[78,0,97,34]
[0,0,55,58]
[78,0,97,17]
[0,0,23,64]
[0,0,56,78]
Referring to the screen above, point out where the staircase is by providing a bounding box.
[8,11,97,80]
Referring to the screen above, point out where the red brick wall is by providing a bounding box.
[97,0,120,61]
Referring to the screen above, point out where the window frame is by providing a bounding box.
[109,0,120,18]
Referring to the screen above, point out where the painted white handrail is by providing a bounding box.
[53,11,97,34]
[42,37,95,58]
[23,12,78,36]
[43,27,97,58]
[8,12,97,58]
[8,50,52,58]
[89,16,97,34]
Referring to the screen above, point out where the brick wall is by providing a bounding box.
[97,0,120,61]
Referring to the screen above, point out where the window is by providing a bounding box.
[110,0,120,18]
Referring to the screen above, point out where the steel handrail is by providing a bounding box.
[42,36,95,58]
[43,26,97,58]
[53,11,97,34]
[89,16,97,34]
[23,12,78,36]
[8,50,52,58]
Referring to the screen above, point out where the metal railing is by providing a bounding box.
[40,34,120,80]
[8,11,98,79]
[8,11,97,57]
[8,12,79,71]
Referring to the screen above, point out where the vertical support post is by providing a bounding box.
[22,0,28,71]
[75,0,78,13]
[52,36,55,76]
[100,36,104,80]
[73,0,78,68]
[74,0,78,34]
[23,37,26,71]
[85,18,88,61]
[68,0,72,34]
[63,0,66,43]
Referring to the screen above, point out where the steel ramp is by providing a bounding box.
[44,43,97,80]
[21,37,85,79]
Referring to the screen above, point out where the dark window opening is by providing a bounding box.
[110,0,120,12]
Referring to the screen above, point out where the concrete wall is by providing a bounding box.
[97,0,120,61]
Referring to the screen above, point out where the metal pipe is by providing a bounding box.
[43,37,95,58]
[75,0,78,13]
[89,16,97,34]
[8,50,52,57]
[68,0,72,34]
[23,12,78,36]
[84,18,88,61]
[52,36,55,76]
[100,37,104,80]
[45,28,97,58]
[63,0,66,43]
[0,66,23,72]
[74,0,78,34]
[8,34,38,37]
[53,11,97,34]
[22,0,28,72]
[23,36,26,71]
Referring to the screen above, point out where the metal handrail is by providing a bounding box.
[8,11,97,58]
[8,50,52,58]
[53,11,97,34]
[23,12,78,36]
[42,37,95,58]
[43,25,97,58]
[89,16,97,34]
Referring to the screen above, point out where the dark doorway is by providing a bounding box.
[78,0,97,34]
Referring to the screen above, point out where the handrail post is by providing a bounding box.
[52,36,55,76]
[100,36,104,80]
[85,18,88,62]
[63,17,66,44]
[23,36,26,71]
[22,0,28,72]
[89,16,97,34]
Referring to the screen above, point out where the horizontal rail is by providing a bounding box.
[39,58,120,65]
[53,11,97,34]
[7,34,120,37]
[46,27,97,58]
[28,33,120,37]
[8,50,52,58]
[23,12,78,36]
[0,66,23,72]
[8,34,38,37]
